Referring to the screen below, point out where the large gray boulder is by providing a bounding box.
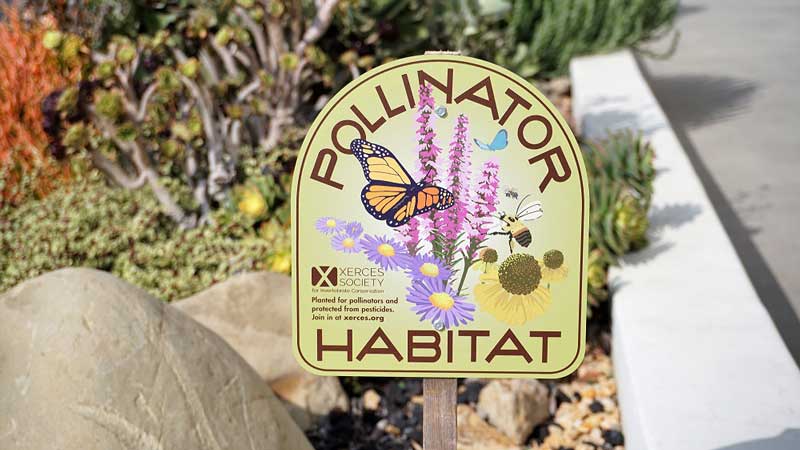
[0,268,313,450]
[174,272,348,429]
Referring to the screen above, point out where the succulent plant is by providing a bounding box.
[587,248,610,306]
[236,185,267,219]
[584,131,655,257]
[578,131,656,309]
[45,0,341,227]
[614,193,649,252]
[583,130,656,208]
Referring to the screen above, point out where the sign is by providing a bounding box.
[291,55,587,378]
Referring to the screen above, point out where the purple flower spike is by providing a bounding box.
[398,217,421,254]
[442,114,472,247]
[415,82,442,186]
[399,82,444,251]
[406,278,475,329]
[469,159,500,244]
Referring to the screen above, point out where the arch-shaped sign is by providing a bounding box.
[292,55,588,378]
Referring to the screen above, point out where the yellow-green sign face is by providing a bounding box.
[292,55,588,378]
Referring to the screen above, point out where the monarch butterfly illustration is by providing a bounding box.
[350,139,455,227]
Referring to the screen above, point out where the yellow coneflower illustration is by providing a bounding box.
[474,253,551,325]
[541,249,568,283]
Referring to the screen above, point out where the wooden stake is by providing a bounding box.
[423,378,457,450]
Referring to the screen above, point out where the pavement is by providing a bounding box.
[640,0,800,363]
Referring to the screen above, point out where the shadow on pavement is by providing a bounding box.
[714,429,800,450]
[649,202,703,232]
[636,55,800,368]
[620,203,703,267]
[648,74,758,128]
[677,4,707,18]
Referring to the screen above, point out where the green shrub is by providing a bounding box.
[331,0,677,78]
[0,172,287,301]
[483,0,678,77]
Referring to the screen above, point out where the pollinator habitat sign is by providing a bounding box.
[291,55,588,378]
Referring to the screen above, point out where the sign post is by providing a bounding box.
[292,54,587,448]
[423,378,457,449]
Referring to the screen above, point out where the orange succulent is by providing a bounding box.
[0,4,79,207]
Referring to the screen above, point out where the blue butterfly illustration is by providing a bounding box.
[350,139,454,227]
[474,129,508,151]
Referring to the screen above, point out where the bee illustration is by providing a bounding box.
[503,186,520,199]
[489,195,543,253]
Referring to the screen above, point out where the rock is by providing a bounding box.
[384,423,401,436]
[270,370,349,430]
[362,389,382,411]
[456,404,522,450]
[547,76,571,96]
[0,268,313,450]
[173,272,295,381]
[457,379,486,405]
[603,429,625,446]
[174,272,349,429]
[543,345,624,450]
[477,379,550,444]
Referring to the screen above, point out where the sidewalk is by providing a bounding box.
[641,0,800,361]
[572,49,800,450]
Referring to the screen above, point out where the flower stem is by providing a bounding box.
[456,248,474,296]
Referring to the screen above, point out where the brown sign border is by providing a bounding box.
[294,57,586,376]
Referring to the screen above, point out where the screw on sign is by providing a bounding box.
[291,53,588,449]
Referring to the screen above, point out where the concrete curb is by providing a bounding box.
[571,50,800,450]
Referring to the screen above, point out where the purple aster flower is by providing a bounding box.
[361,234,411,270]
[316,216,344,235]
[404,253,452,282]
[331,232,362,253]
[406,278,475,328]
[343,221,364,239]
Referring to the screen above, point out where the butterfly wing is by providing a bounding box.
[361,183,412,222]
[362,183,456,227]
[384,185,455,227]
[351,139,414,185]
[474,129,508,151]
[489,129,508,150]
[473,138,490,151]
[350,139,454,227]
